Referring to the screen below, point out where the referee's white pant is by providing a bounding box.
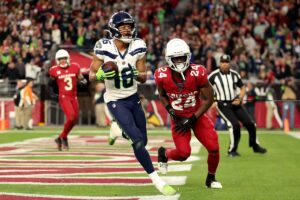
[217,102,258,153]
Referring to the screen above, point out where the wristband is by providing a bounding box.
[165,104,172,112]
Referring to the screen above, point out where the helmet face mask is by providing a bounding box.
[165,39,191,76]
[55,49,70,68]
[108,11,136,43]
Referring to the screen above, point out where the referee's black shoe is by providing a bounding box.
[253,144,267,154]
[227,151,241,157]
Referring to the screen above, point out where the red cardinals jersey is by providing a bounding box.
[154,64,208,117]
[48,63,80,97]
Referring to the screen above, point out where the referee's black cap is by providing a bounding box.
[220,54,230,63]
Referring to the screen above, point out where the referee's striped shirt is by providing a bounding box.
[208,69,244,101]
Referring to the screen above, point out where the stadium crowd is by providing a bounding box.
[0,0,300,81]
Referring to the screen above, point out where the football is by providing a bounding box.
[101,61,118,79]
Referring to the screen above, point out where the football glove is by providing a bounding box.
[175,114,197,133]
[131,68,139,79]
[165,105,181,121]
[95,68,116,81]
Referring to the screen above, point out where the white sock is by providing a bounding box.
[149,171,166,191]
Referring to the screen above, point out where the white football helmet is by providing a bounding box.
[55,49,70,68]
[165,38,191,78]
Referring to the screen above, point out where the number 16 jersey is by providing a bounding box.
[48,63,80,97]
[93,38,147,103]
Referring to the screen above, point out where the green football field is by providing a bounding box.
[0,127,299,200]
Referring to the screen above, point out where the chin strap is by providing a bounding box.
[180,72,185,80]
[59,64,69,68]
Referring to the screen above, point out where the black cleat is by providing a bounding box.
[61,138,69,150]
[158,147,168,162]
[55,137,62,151]
[158,146,168,174]
[227,151,241,157]
[206,178,223,189]
[253,144,267,154]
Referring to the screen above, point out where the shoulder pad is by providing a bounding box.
[94,39,112,50]
[132,38,146,48]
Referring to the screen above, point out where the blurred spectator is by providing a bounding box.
[13,80,26,129]
[52,23,61,45]
[203,49,217,74]
[256,70,283,129]
[15,58,26,79]
[281,78,297,129]
[19,79,38,130]
[244,82,256,120]
[4,62,20,81]
[25,58,42,81]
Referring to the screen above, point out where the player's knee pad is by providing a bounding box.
[132,140,145,151]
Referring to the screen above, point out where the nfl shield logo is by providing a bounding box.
[57,71,61,75]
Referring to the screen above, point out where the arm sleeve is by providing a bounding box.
[197,66,208,87]
[135,39,147,60]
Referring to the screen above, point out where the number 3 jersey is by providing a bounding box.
[48,63,80,97]
[93,38,146,103]
[154,64,208,117]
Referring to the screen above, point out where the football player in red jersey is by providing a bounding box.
[154,38,222,189]
[48,49,87,151]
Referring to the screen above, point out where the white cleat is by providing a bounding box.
[108,121,122,145]
[207,181,223,189]
[158,162,168,175]
[156,184,177,196]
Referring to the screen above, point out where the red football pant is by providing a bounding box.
[59,95,79,139]
[166,114,220,174]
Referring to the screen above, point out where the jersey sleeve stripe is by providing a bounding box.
[95,50,118,59]
[129,48,147,56]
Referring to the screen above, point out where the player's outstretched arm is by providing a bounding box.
[89,55,104,82]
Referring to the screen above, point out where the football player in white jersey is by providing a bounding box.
[89,11,176,196]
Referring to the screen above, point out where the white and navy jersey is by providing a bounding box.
[208,69,244,101]
[94,38,147,103]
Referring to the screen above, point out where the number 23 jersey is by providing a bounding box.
[154,64,208,117]
[93,38,146,103]
[48,63,80,97]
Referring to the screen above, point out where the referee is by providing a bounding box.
[208,54,267,157]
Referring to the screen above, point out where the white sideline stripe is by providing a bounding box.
[288,132,300,139]
[0,164,191,171]
[0,192,180,200]
[0,176,185,186]
[0,165,192,178]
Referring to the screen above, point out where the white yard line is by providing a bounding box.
[287,131,300,139]
[0,192,180,200]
